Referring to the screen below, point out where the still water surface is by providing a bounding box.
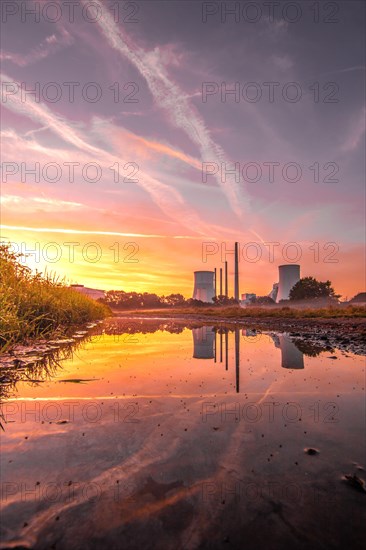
[1,318,365,549]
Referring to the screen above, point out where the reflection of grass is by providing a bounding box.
[0,339,80,401]
[114,305,366,319]
[0,243,110,352]
[0,334,94,421]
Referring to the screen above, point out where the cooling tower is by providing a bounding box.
[193,271,215,302]
[276,264,300,302]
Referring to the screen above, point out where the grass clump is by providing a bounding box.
[0,243,110,351]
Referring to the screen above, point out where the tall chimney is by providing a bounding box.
[219,267,223,296]
[225,261,228,298]
[234,242,239,301]
[214,268,217,298]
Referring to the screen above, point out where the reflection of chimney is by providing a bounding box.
[192,327,215,359]
[220,330,223,362]
[225,329,229,370]
[214,330,217,362]
[271,334,304,369]
[234,242,239,301]
[225,261,228,298]
[235,327,240,392]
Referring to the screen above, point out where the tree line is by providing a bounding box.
[100,277,341,309]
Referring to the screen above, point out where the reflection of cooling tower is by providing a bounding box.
[193,271,215,302]
[192,327,215,359]
[278,334,304,369]
[276,264,300,302]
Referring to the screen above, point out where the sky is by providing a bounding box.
[0,0,365,299]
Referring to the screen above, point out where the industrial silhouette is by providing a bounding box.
[192,243,300,304]
[192,327,305,391]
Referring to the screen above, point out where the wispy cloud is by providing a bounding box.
[0,225,204,239]
[1,73,219,236]
[92,0,249,219]
[340,107,366,153]
[1,195,83,211]
[0,28,73,67]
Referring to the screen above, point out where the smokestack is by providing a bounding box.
[214,268,217,298]
[234,242,239,301]
[225,261,228,298]
[220,268,223,296]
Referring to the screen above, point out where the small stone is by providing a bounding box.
[344,474,366,493]
[305,448,319,456]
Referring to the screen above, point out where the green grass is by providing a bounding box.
[113,304,366,319]
[0,243,110,352]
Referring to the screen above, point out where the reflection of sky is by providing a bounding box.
[6,327,364,401]
[1,1,365,297]
[2,325,365,547]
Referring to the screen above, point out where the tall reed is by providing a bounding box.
[0,243,110,351]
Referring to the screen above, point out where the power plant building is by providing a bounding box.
[276,264,300,302]
[192,271,215,302]
[241,293,256,305]
[269,283,278,302]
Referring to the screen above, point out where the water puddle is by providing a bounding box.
[0,318,365,549]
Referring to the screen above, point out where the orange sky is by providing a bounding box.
[1,221,364,299]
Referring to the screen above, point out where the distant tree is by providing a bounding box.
[253,296,275,305]
[213,295,238,306]
[186,298,206,307]
[141,292,162,308]
[289,277,339,301]
[103,290,163,309]
[162,293,186,307]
